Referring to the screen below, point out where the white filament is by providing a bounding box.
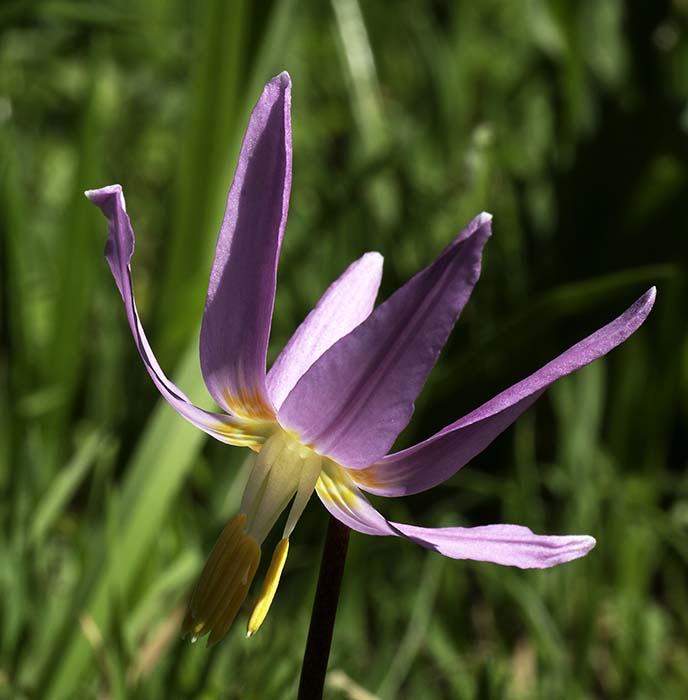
[241,429,323,543]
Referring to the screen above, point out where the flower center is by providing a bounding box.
[241,428,323,543]
[183,428,323,643]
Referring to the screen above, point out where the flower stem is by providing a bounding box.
[297,515,350,700]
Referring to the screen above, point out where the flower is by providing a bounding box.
[86,72,655,646]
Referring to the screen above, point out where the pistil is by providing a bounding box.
[247,538,290,636]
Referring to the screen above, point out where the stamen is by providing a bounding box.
[187,514,246,607]
[207,547,261,646]
[283,453,321,538]
[241,432,285,522]
[244,433,304,542]
[183,429,325,643]
[246,538,289,637]
[183,514,261,644]
[195,539,256,639]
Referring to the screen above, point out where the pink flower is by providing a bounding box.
[86,72,655,645]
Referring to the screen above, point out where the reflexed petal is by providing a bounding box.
[200,72,292,420]
[86,185,264,448]
[316,463,595,569]
[267,252,383,409]
[279,213,492,468]
[353,287,656,496]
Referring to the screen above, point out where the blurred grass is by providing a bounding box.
[1,1,687,699]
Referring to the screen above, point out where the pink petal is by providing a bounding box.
[200,72,292,420]
[86,185,261,448]
[268,252,383,410]
[353,288,656,496]
[316,464,595,569]
[279,213,491,468]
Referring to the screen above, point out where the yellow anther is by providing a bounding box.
[183,513,261,645]
[246,538,290,637]
[207,543,261,647]
[187,513,247,609]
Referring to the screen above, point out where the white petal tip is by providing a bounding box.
[632,287,657,321]
[270,71,292,89]
[471,212,493,238]
[84,184,123,204]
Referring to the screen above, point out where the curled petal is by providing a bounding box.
[279,213,492,468]
[268,252,383,410]
[200,72,292,420]
[316,463,595,569]
[86,185,264,448]
[354,287,656,496]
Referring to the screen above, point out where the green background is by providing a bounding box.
[1,1,687,698]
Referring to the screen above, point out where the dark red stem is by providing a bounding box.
[297,515,350,700]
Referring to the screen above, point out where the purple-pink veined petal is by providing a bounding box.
[86,185,264,449]
[200,72,292,420]
[316,463,595,569]
[268,252,383,410]
[279,213,492,469]
[353,287,656,496]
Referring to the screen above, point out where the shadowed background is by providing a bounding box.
[1,1,687,698]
